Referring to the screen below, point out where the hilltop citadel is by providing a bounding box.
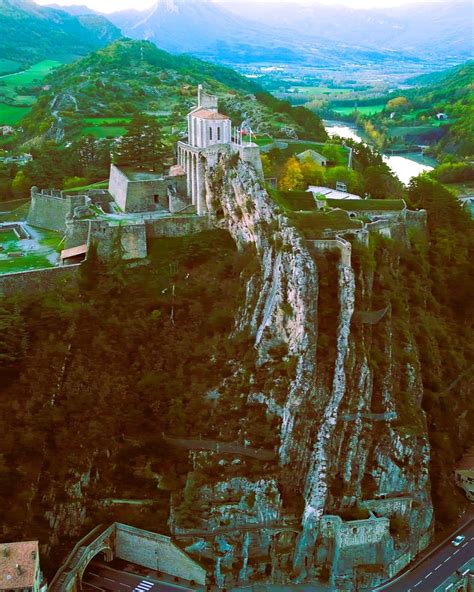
[1,85,423,296]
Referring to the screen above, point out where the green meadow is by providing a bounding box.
[0,104,31,125]
[0,60,61,125]
[332,104,386,115]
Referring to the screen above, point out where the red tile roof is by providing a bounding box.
[191,108,229,121]
[0,541,39,590]
[61,244,87,260]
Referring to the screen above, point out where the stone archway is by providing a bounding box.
[78,545,114,589]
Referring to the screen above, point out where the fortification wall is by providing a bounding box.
[66,219,147,260]
[146,216,212,239]
[0,265,80,296]
[27,192,70,233]
[114,524,206,585]
[405,209,428,232]
[109,165,188,213]
[108,165,129,211]
[362,497,412,518]
[306,239,352,267]
[89,221,147,260]
[239,145,264,180]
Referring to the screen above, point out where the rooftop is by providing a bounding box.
[123,169,164,182]
[308,186,362,200]
[297,149,326,161]
[0,541,39,590]
[61,244,87,260]
[191,108,229,121]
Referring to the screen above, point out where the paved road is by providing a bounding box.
[375,518,474,591]
[82,561,196,592]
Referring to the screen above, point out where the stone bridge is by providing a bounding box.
[48,523,207,592]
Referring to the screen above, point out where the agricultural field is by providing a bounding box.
[81,125,128,139]
[389,123,447,137]
[0,59,23,76]
[0,59,62,125]
[331,104,386,115]
[0,104,31,125]
[292,86,353,96]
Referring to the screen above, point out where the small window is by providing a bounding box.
[217,127,221,141]
[154,194,160,204]
[209,127,213,141]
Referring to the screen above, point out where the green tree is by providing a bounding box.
[326,166,365,195]
[116,113,165,172]
[11,170,32,198]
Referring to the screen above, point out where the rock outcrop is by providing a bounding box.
[172,155,433,590]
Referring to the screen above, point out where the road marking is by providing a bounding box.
[414,581,422,588]
[462,541,468,547]
[435,564,441,570]
[444,557,450,562]
[453,549,460,555]
[424,571,433,579]
[83,583,104,592]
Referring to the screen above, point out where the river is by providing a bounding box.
[324,121,436,185]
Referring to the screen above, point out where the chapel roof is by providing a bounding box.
[191,108,229,121]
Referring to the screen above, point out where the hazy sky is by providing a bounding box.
[35,0,446,14]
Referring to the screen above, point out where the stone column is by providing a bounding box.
[186,151,192,199]
[196,155,206,216]
[192,153,198,208]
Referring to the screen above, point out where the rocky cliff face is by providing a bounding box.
[174,155,433,590]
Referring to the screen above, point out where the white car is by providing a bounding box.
[451,535,466,546]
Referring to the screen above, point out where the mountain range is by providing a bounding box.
[220,0,473,62]
[0,0,121,65]
[4,0,471,71]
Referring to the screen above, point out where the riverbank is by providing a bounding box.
[324,120,436,184]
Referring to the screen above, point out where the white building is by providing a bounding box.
[177,85,263,215]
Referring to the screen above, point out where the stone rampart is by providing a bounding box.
[239,144,264,179]
[362,497,412,518]
[0,265,80,297]
[405,209,428,232]
[114,524,206,584]
[306,238,352,268]
[89,220,147,260]
[109,165,188,213]
[146,216,212,239]
[27,188,87,233]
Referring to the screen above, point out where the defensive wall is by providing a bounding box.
[49,523,206,592]
[109,165,188,213]
[65,218,148,260]
[27,188,87,233]
[361,496,413,518]
[146,215,212,238]
[65,215,212,259]
[318,514,394,585]
[306,238,352,267]
[0,264,80,297]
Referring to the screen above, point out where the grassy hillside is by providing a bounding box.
[0,0,121,66]
[360,61,473,159]
[18,39,327,144]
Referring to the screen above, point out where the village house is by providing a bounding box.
[296,148,328,167]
